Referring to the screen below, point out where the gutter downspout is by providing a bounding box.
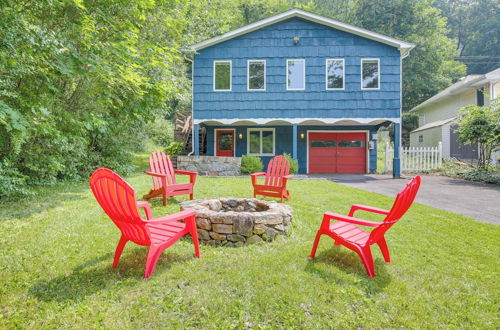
[185,55,195,156]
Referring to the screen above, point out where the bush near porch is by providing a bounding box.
[0,153,498,328]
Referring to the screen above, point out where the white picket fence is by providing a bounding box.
[385,142,442,173]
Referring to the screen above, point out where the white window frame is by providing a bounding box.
[361,58,380,90]
[325,58,345,90]
[213,60,232,92]
[247,60,266,91]
[247,128,275,156]
[286,59,305,91]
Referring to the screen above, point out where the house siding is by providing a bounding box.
[193,18,401,121]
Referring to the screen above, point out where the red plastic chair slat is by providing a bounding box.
[89,168,200,278]
[310,176,421,277]
[143,152,196,206]
[253,155,292,202]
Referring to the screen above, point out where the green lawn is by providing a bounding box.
[1,157,499,328]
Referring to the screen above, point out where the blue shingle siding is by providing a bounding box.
[193,18,401,121]
[205,125,379,174]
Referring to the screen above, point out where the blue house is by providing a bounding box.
[189,9,414,176]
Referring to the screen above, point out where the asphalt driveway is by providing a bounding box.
[319,174,500,225]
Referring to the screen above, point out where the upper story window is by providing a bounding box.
[287,59,305,90]
[248,60,266,91]
[213,60,231,91]
[248,128,275,155]
[361,58,380,90]
[326,59,344,90]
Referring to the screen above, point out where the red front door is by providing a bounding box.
[308,132,367,174]
[216,130,235,157]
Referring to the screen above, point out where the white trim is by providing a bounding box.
[286,59,305,90]
[214,128,236,157]
[213,60,232,91]
[325,58,345,90]
[306,130,370,174]
[247,60,266,91]
[361,58,380,90]
[190,9,415,56]
[246,128,276,156]
[193,117,400,125]
[188,57,195,156]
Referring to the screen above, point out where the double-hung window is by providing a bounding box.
[214,60,231,91]
[247,128,275,155]
[248,60,266,91]
[361,58,380,90]
[326,59,344,90]
[287,59,305,90]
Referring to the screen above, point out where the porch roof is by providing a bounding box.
[194,117,399,126]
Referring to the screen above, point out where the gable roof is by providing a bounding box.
[410,67,500,113]
[411,118,455,133]
[190,8,415,56]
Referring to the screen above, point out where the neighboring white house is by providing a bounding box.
[409,68,500,163]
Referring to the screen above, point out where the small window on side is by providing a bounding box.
[287,59,305,90]
[214,61,231,91]
[419,135,423,143]
[326,59,344,90]
[361,59,380,90]
[248,60,265,91]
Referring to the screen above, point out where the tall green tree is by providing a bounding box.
[434,0,500,74]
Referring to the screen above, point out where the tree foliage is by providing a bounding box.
[0,0,475,196]
[434,0,500,74]
[0,0,235,197]
[457,98,500,168]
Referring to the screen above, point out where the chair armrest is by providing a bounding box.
[283,175,294,179]
[144,171,167,178]
[348,204,390,217]
[175,170,197,184]
[175,170,197,176]
[148,209,197,223]
[251,172,266,186]
[324,212,380,227]
[137,201,153,220]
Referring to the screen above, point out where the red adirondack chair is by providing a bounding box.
[251,155,293,202]
[89,168,200,279]
[143,151,197,206]
[309,176,421,277]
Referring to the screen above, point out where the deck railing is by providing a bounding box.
[385,142,442,173]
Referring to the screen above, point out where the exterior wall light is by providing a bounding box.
[238,133,243,139]
[300,133,305,139]
[293,36,300,45]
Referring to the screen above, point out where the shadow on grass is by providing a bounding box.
[29,247,193,302]
[0,182,88,222]
[305,247,391,293]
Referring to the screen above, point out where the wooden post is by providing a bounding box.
[292,124,298,160]
[385,142,389,173]
[193,123,199,156]
[438,141,442,168]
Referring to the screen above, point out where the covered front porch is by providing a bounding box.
[191,119,403,177]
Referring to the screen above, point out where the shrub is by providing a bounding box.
[0,160,31,198]
[240,155,263,174]
[283,153,299,174]
[148,118,174,147]
[441,159,500,184]
[165,141,184,157]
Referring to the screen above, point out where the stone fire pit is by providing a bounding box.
[180,198,292,246]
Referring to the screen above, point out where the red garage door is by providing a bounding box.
[308,132,367,174]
